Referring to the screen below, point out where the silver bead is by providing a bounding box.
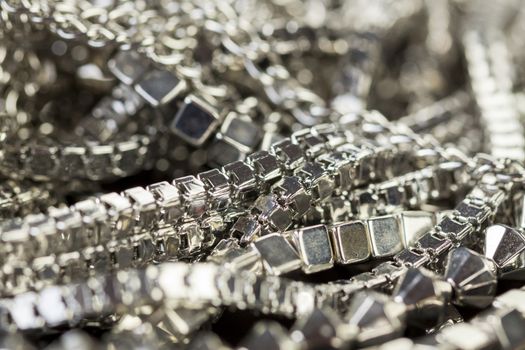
[397,211,436,247]
[367,214,403,258]
[444,247,497,308]
[252,233,301,276]
[393,267,451,329]
[346,291,406,347]
[288,225,334,274]
[330,220,371,264]
[484,224,525,277]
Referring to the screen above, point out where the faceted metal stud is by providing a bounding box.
[290,308,354,350]
[397,211,435,247]
[484,224,525,277]
[428,304,463,333]
[330,220,371,264]
[239,321,297,350]
[171,95,220,146]
[444,247,497,308]
[392,268,451,329]
[135,68,186,106]
[289,225,334,274]
[346,291,406,347]
[252,233,301,275]
[367,214,403,257]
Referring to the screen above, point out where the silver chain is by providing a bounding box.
[1,0,525,349]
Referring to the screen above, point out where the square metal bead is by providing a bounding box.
[85,144,115,180]
[135,68,186,106]
[254,195,293,231]
[331,221,371,264]
[1,219,29,246]
[123,186,157,230]
[99,192,133,239]
[173,176,207,218]
[178,222,205,255]
[221,112,262,150]
[296,162,334,201]
[223,161,257,203]
[252,233,301,275]
[437,216,473,241]
[232,216,261,243]
[398,211,435,247]
[272,140,305,170]
[290,225,334,273]
[26,214,58,255]
[208,240,261,272]
[108,50,149,85]
[171,95,220,146]
[273,176,311,218]
[367,214,403,258]
[292,132,326,158]
[416,232,453,257]
[394,249,429,268]
[73,198,108,245]
[198,169,231,211]
[146,181,183,224]
[48,206,83,250]
[61,146,86,179]
[207,139,245,167]
[455,202,489,223]
[249,151,282,185]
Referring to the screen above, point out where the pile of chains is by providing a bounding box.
[3,0,525,349]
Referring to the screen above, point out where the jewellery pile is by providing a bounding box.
[2,0,525,349]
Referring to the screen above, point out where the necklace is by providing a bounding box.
[1,1,525,349]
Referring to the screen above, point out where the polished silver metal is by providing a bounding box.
[1,1,525,348]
